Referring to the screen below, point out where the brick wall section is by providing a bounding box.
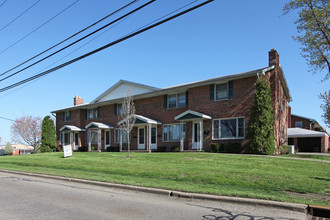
[290,115,311,129]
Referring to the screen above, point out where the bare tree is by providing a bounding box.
[119,88,136,157]
[11,115,42,153]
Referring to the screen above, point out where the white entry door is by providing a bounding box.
[74,132,79,151]
[104,130,111,150]
[150,127,157,150]
[138,127,145,149]
[192,122,201,150]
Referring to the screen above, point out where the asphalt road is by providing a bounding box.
[0,172,306,220]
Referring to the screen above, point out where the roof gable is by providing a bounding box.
[92,80,159,103]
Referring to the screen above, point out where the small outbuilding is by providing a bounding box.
[288,128,329,153]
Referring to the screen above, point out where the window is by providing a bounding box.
[88,108,99,119]
[163,124,186,142]
[295,121,303,128]
[117,104,122,115]
[64,132,70,145]
[215,83,228,100]
[167,92,186,108]
[91,130,98,144]
[114,129,128,143]
[213,117,244,139]
[63,111,71,122]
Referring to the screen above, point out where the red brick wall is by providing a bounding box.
[290,115,311,129]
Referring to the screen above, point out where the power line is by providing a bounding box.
[0,0,41,32]
[0,0,154,82]
[0,0,139,78]
[0,0,214,94]
[0,0,8,9]
[0,116,15,122]
[0,11,132,100]
[0,0,80,55]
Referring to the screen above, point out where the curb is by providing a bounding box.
[0,169,307,214]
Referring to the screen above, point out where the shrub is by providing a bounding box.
[219,143,225,153]
[225,143,242,154]
[107,146,119,152]
[247,78,275,155]
[4,142,13,155]
[210,143,220,153]
[91,147,95,151]
[78,146,88,152]
[40,145,52,153]
[171,146,180,152]
[279,145,290,154]
[157,146,167,152]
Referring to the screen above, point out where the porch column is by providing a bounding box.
[70,132,74,150]
[199,119,203,151]
[148,123,151,153]
[120,129,123,152]
[180,120,184,152]
[98,129,101,151]
[87,130,91,151]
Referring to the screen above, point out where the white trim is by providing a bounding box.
[118,114,162,125]
[150,126,157,150]
[85,122,114,129]
[175,110,211,121]
[138,126,145,150]
[162,123,186,142]
[104,130,111,149]
[60,125,86,132]
[212,117,245,140]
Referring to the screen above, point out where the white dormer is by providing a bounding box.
[92,80,160,103]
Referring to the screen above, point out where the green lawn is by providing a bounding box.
[0,152,329,206]
[279,154,330,161]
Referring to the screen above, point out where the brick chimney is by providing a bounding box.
[288,106,292,128]
[269,49,279,67]
[74,96,84,106]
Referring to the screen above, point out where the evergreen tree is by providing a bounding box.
[4,142,13,155]
[247,78,275,155]
[41,116,57,152]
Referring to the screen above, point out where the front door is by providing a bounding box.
[192,122,201,150]
[138,127,145,149]
[105,130,111,150]
[150,127,157,150]
[74,132,79,151]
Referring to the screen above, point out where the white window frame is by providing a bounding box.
[114,128,128,143]
[163,123,186,142]
[64,111,71,122]
[90,129,98,145]
[87,108,99,119]
[214,83,229,100]
[295,121,303,128]
[212,117,245,140]
[167,92,186,108]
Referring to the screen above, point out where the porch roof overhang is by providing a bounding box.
[85,122,114,129]
[175,110,212,121]
[287,128,329,138]
[118,114,162,126]
[60,125,86,132]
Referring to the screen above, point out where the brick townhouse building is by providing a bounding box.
[52,49,291,152]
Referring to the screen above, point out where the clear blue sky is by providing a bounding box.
[0,0,328,145]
